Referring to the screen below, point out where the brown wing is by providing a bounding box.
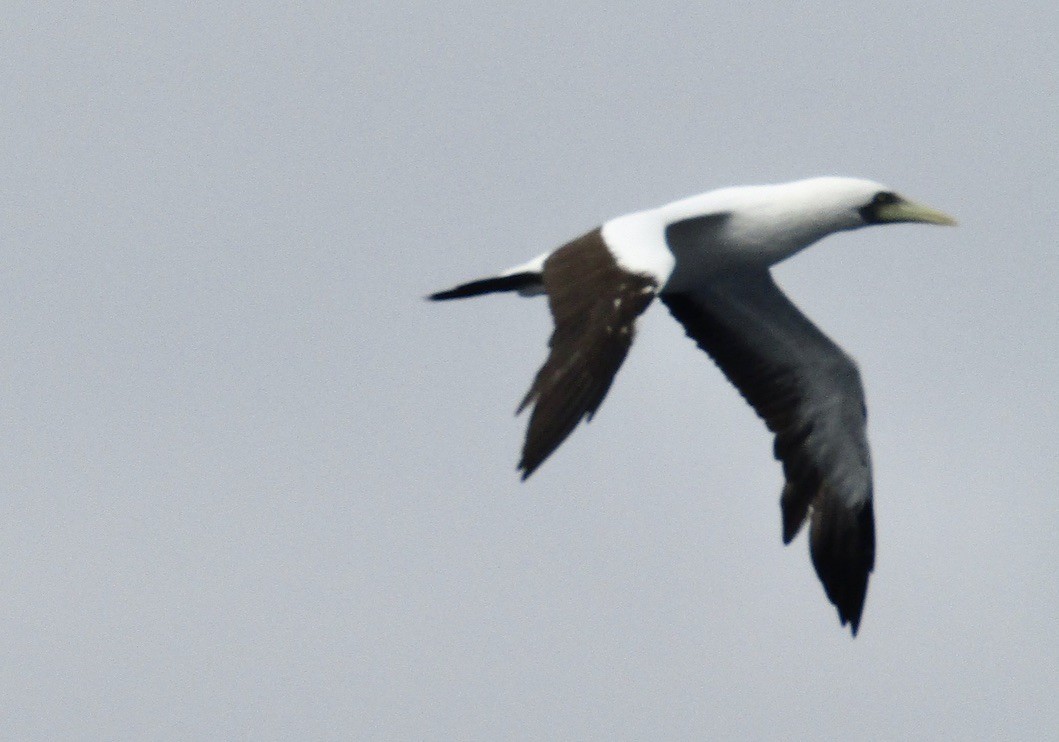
[662,270,875,635]
[517,228,660,479]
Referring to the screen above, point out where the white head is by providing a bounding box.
[613,176,957,280]
[769,176,958,233]
[691,177,959,264]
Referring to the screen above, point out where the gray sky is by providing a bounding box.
[2,2,1057,739]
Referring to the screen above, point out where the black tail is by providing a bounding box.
[428,272,541,301]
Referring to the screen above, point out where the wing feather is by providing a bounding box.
[662,270,875,634]
[517,228,663,479]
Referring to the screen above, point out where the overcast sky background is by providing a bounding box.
[1,3,1056,739]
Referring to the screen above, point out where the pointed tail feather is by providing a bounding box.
[428,272,541,301]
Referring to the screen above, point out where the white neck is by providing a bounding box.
[603,177,884,290]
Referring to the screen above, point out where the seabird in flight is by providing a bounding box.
[430,177,955,634]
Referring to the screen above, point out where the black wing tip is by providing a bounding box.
[836,596,865,636]
[844,608,863,637]
[809,497,875,638]
[516,458,539,481]
[823,575,869,637]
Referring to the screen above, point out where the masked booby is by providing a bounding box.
[430,177,956,634]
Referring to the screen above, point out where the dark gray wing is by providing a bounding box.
[662,270,875,634]
[517,228,660,479]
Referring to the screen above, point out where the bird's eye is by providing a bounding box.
[872,191,898,205]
